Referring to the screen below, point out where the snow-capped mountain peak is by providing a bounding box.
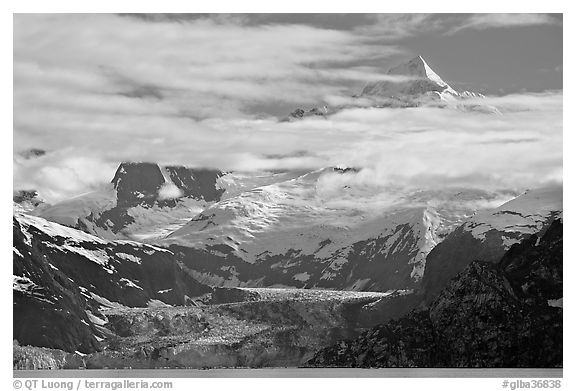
[357,55,500,114]
[282,55,499,120]
[387,55,456,94]
[361,55,459,99]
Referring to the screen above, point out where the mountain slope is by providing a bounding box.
[36,164,306,242]
[36,163,225,240]
[362,55,458,99]
[423,186,562,300]
[307,218,562,368]
[284,55,498,120]
[360,55,499,113]
[167,206,439,291]
[13,207,211,353]
[164,168,513,291]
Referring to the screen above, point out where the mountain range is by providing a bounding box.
[13,55,562,369]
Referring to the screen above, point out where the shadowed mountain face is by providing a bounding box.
[361,56,463,101]
[422,187,562,300]
[422,226,527,300]
[306,219,563,368]
[165,166,225,202]
[112,163,166,208]
[13,217,101,354]
[37,162,225,238]
[111,162,225,208]
[13,211,212,353]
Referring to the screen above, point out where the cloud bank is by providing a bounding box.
[361,13,560,39]
[13,14,563,203]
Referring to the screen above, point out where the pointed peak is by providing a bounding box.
[388,55,454,92]
[389,55,435,77]
[415,55,435,72]
[412,55,426,64]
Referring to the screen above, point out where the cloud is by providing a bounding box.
[358,13,561,40]
[12,14,562,203]
[357,14,446,40]
[312,68,416,83]
[158,183,184,200]
[13,150,118,203]
[13,91,562,202]
[325,95,561,190]
[313,169,520,213]
[461,91,563,112]
[14,14,401,121]
[447,14,561,34]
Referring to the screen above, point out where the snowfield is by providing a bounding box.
[164,168,517,285]
[16,206,107,244]
[466,186,562,244]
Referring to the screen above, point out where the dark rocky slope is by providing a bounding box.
[306,219,562,368]
[13,212,211,353]
[422,187,561,301]
[111,163,224,208]
[422,226,521,300]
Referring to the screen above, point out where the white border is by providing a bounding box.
[3,3,571,390]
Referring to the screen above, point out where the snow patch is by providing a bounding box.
[59,244,114,274]
[90,292,127,311]
[119,278,143,290]
[293,272,311,282]
[86,310,107,326]
[17,212,107,244]
[147,299,171,308]
[13,247,23,258]
[13,275,37,293]
[116,252,141,264]
[467,186,562,241]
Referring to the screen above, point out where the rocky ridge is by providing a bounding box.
[13,208,212,353]
[306,219,563,367]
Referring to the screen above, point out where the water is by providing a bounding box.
[14,368,562,378]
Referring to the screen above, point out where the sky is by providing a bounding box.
[13,13,563,203]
